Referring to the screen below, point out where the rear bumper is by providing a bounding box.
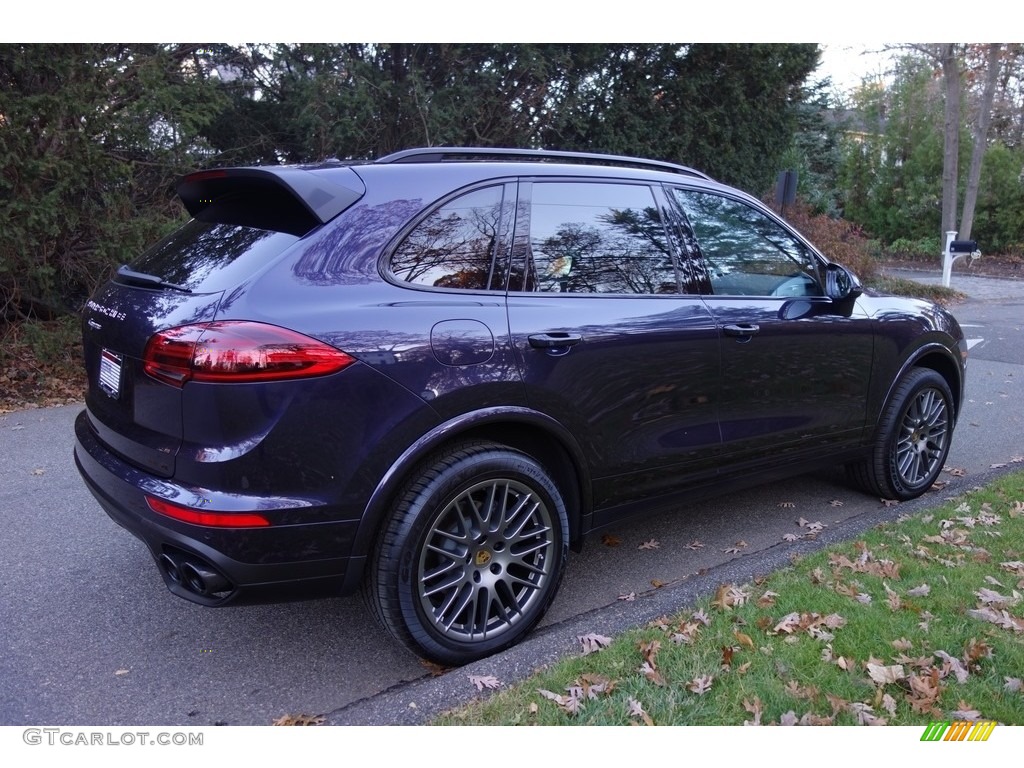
[73,409,363,606]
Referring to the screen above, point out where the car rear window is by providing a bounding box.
[119,220,300,294]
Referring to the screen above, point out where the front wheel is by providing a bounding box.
[849,367,954,500]
[364,442,569,665]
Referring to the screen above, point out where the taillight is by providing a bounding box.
[146,496,270,528]
[143,321,355,387]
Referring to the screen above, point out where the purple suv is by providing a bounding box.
[74,148,967,664]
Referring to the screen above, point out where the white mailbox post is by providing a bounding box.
[942,231,981,288]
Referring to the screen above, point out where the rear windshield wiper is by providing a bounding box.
[115,266,192,293]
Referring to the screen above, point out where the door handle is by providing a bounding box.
[722,323,760,339]
[528,332,583,349]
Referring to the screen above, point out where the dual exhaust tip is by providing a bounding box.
[159,551,232,597]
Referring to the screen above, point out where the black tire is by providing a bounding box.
[364,441,569,665]
[849,367,954,500]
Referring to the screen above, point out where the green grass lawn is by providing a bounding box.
[437,472,1024,726]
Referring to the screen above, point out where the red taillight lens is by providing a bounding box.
[143,321,355,387]
[146,496,271,528]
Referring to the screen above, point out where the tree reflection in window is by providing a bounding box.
[672,190,821,296]
[527,183,678,295]
[389,186,508,290]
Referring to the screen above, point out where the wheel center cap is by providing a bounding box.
[475,550,492,566]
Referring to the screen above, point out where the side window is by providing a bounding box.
[672,189,822,297]
[521,182,679,294]
[389,186,510,290]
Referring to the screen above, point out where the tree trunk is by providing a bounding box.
[940,44,961,242]
[959,44,1002,242]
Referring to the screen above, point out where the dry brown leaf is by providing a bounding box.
[684,539,705,550]
[578,632,613,655]
[742,696,763,726]
[778,710,799,726]
[951,701,983,721]
[114,668,129,676]
[782,533,800,542]
[638,538,660,550]
[686,675,714,695]
[1004,677,1022,693]
[849,702,887,726]
[734,630,755,650]
[627,697,654,726]
[650,578,666,589]
[617,592,636,602]
[866,663,906,685]
[906,584,931,598]
[31,468,45,476]
[420,659,450,676]
[711,583,749,611]
[272,713,324,726]
[880,498,900,507]
[468,674,501,691]
[601,533,622,547]
[891,637,913,652]
[778,501,796,508]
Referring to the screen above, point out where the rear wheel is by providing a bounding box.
[364,441,569,665]
[849,367,953,500]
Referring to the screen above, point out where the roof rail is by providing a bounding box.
[375,147,710,180]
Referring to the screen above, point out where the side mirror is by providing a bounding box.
[825,263,862,301]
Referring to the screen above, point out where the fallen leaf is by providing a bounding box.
[906,584,931,598]
[468,674,501,691]
[721,645,735,669]
[743,696,763,726]
[891,637,913,652]
[684,540,705,550]
[686,675,714,695]
[866,663,906,685]
[782,533,800,542]
[711,583,749,610]
[933,651,969,684]
[627,697,653,726]
[31,468,45,476]
[114,668,129,676]
[601,533,622,547]
[848,702,887,726]
[881,498,900,507]
[617,592,636,602]
[757,590,778,607]
[650,578,666,589]
[943,466,967,476]
[951,701,983,721]
[778,710,799,726]
[778,501,795,508]
[692,609,711,626]
[272,713,324,726]
[1004,677,1022,693]
[829,499,845,507]
[638,538,660,550]
[881,693,898,716]
[578,633,613,655]
[420,659,450,676]
[734,630,755,650]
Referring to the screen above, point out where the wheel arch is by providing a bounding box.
[342,407,591,592]
[900,345,965,421]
